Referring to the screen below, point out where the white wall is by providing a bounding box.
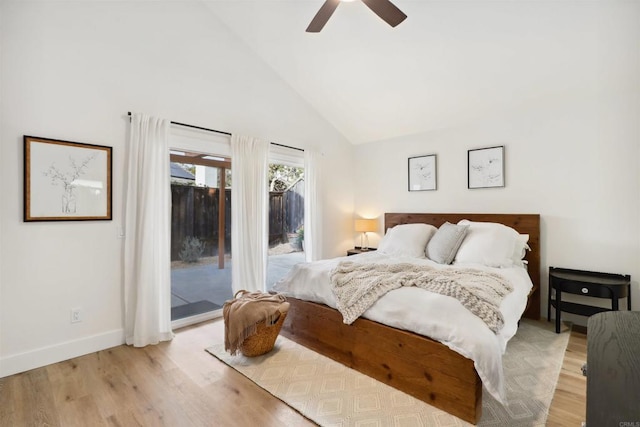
[0,2,3,368]
[356,94,640,323]
[0,1,354,376]
[353,0,640,323]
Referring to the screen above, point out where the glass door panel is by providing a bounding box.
[267,163,305,289]
[170,152,232,321]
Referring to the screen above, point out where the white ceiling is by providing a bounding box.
[204,0,614,144]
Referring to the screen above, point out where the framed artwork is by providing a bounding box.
[408,154,437,191]
[24,136,112,221]
[468,145,505,189]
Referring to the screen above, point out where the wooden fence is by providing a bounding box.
[285,179,304,236]
[171,182,304,261]
[171,185,231,261]
[268,179,304,245]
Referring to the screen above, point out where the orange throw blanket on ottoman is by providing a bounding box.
[223,291,290,355]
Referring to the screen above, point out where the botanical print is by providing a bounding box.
[25,136,111,221]
[409,155,436,191]
[43,154,96,214]
[468,146,504,189]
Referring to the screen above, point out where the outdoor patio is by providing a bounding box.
[170,250,305,320]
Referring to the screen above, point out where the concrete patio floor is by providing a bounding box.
[170,251,305,319]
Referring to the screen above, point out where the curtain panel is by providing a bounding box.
[304,150,322,261]
[230,134,270,293]
[123,113,174,347]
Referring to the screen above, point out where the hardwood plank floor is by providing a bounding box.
[547,326,587,426]
[0,319,586,426]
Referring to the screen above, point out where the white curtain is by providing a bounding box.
[231,134,269,293]
[123,113,173,347]
[304,149,322,261]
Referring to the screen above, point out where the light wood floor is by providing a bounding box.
[0,319,585,426]
[547,325,587,426]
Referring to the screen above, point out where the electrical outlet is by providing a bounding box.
[71,308,82,323]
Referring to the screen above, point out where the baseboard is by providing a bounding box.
[0,329,124,378]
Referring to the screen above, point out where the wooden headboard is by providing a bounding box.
[385,213,541,320]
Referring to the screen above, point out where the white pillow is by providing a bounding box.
[378,223,438,258]
[453,220,519,268]
[512,234,530,267]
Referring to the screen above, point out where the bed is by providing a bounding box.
[274,213,540,424]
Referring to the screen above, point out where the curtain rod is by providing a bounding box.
[127,112,304,152]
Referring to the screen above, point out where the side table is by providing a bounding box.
[548,267,631,333]
[347,247,377,256]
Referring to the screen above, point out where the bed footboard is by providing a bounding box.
[280,298,482,424]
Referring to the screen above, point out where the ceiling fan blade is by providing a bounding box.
[306,0,341,33]
[361,0,407,27]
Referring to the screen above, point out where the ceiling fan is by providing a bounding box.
[306,0,407,33]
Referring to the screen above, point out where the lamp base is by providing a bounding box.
[360,233,370,251]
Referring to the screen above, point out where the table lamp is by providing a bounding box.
[355,219,377,250]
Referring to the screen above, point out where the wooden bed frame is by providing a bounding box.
[280,213,540,424]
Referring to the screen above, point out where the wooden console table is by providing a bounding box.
[586,311,640,426]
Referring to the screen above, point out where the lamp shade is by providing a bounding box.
[355,219,377,233]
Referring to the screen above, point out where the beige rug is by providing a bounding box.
[206,320,569,426]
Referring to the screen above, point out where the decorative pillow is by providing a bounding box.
[454,220,519,268]
[425,222,469,264]
[378,223,438,258]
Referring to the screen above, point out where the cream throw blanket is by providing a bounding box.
[223,291,290,355]
[330,261,513,333]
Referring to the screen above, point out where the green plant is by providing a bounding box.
[297,226,304,244]
[269,164,304,191]
[179,236,206,263]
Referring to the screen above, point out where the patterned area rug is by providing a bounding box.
[206,320,569,426]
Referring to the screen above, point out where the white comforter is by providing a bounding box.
[272,251,533,403]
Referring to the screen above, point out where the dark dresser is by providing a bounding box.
[586,311,640,426]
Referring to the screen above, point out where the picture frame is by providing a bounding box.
[468,145,505,189]
[408,154,437,191]
[24,136,112,221]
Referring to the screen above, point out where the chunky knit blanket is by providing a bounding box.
[330,261,513,333]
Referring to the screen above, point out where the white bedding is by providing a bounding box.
[272,251,533,403]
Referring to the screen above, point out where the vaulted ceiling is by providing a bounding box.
[205,1,626,144]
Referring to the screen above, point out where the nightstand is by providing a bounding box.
[347,247,377,256]
[548,266,631,333]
